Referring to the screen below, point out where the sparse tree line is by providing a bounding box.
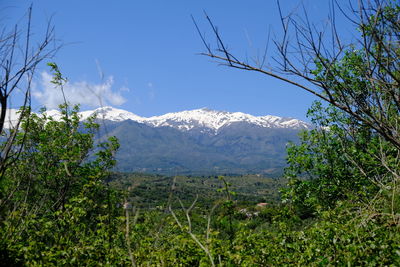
[0,1,399,265]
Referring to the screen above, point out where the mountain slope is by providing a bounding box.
[102,119,301,175]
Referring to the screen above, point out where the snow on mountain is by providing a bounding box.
[144,108,309,131]
[83,106,310,131]
[79,106,143,122]
[3,106,310,131]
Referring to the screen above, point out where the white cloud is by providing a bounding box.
[33,72,127,109]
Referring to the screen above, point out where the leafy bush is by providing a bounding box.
[0,104,125,265]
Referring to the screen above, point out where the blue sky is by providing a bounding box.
[3,1,354,121]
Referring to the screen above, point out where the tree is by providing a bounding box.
[282,101,396,217]
[192,4,399,263]
[0,103,126,265]
[195,0,400,204]
[195,0,400,150]
[0,62,126,264]
[0,6,58,176]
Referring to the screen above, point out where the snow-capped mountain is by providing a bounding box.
[3,106,309,175]
[4,106,309,132]
[77,106,310,133]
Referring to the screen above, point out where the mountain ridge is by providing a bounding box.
[5,106,310,132]
[45,106,310,133]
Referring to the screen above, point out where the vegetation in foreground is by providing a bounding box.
[0,87,398,266]
[0,0,399,265]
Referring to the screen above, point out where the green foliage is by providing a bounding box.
[283,7,400,212]
[226,198,399,266]
[1,104,119,213]
[0,103,126,265]
[47,62,67,86]
[283,101,395,217]
[94,193,397,266]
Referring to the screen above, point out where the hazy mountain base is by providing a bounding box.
[97,120,302,176]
